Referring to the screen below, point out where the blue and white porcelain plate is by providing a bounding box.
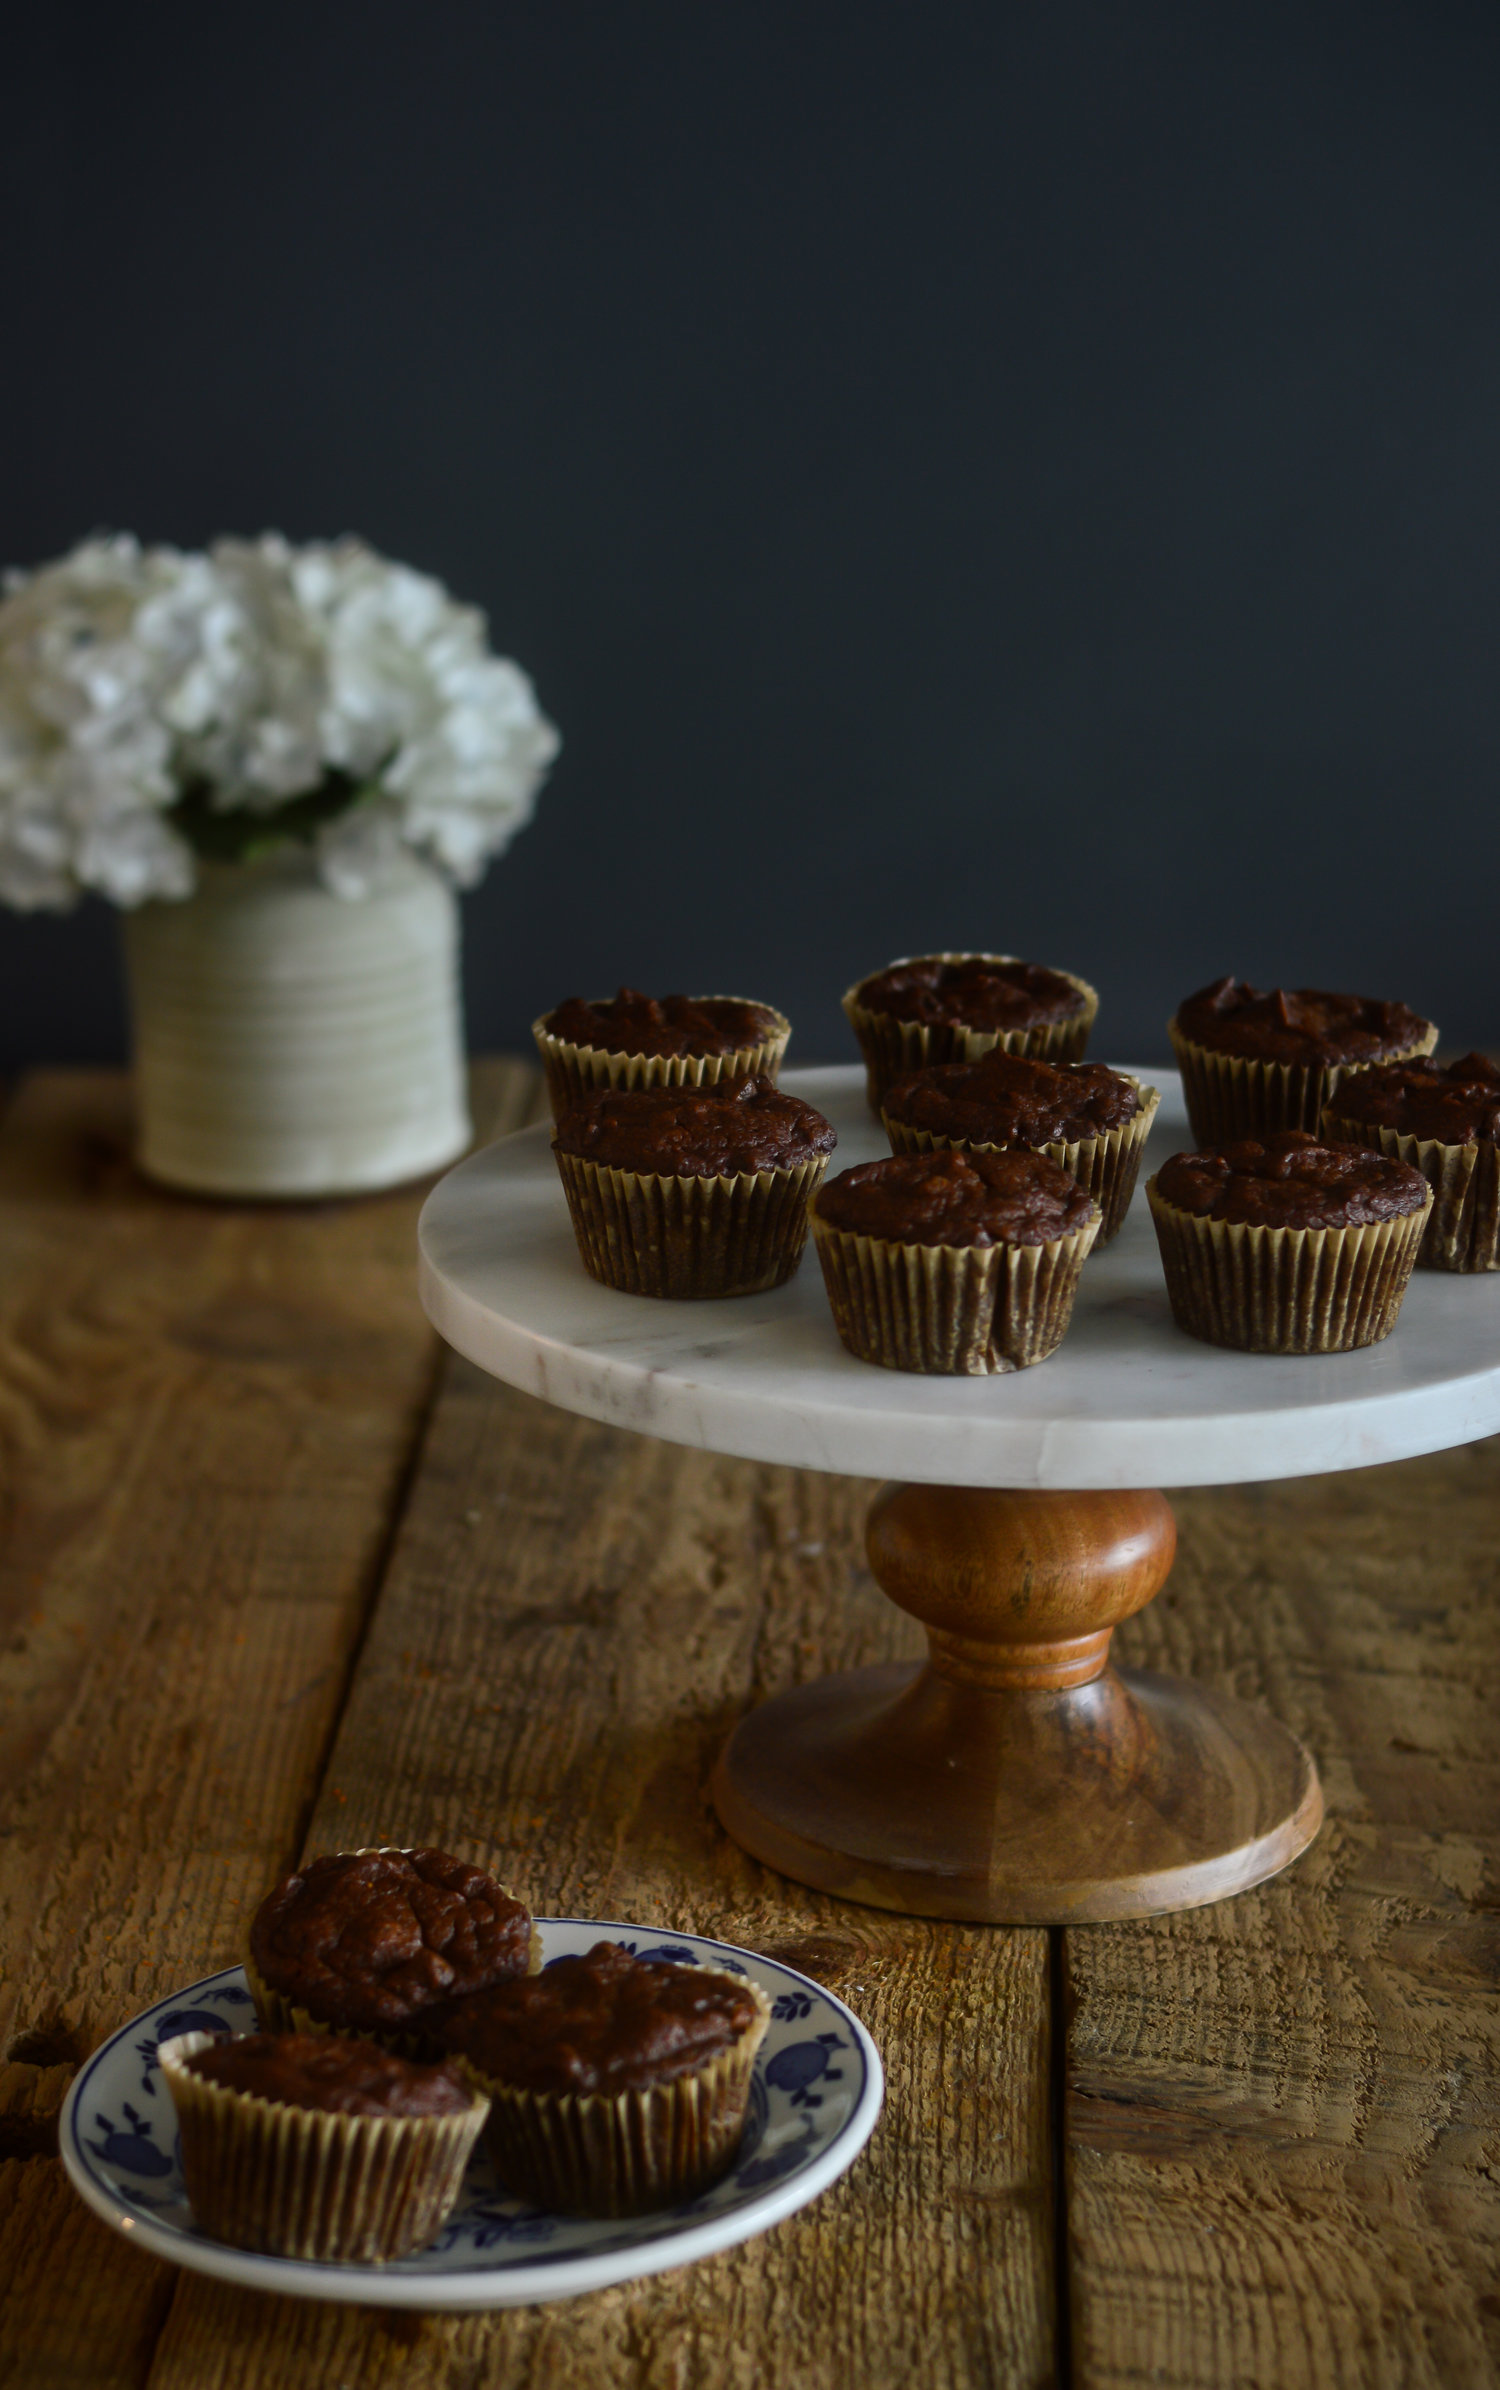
[59,1919,884,2309]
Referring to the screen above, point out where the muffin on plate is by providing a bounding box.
[1322,1051,1500,1272]
[159,2029,488,2263]
[533,988,790,1118]
[880,1053,1158,1245]
[1146,1131,1431,1353]
[429,1940,771,2218]
[842,953,1098,1113]
[809,1147,1100,1374]
[1168,977,1437,1147]
[552,1073,835,1299]
[247,1848,537,2050]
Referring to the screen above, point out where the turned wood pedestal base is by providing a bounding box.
[712,1483,1323,1923]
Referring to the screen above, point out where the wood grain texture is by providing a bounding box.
[144,1371,1056,2390]
[1065,1441,1500,2390]
[0,1060,536,2390]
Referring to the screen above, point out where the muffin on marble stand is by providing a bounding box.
[551,1074,836,1299]
[1146,1131,1431,1353]
[533,988,791,1118]
[1167,977,1437,1147]
[880,1052,1158,1246]
[843,953,1098,1115]
[1321,1051,1500,1272]
[809,1147,1100,1374]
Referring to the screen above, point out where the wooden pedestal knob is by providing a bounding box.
[866,1483,1176,1690]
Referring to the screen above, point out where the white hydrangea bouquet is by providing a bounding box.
[0,531,559,909]
[0,532,560,1199]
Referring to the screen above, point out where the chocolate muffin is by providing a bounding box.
[842,952,1098,1113]
[881,1053,1159,1244]
[809,1147,1100,1373]
[552,1074,836,1299]
[159,2028,487,2263]
[1147,1131,1431,1352]
[1168,976,1437,1146]
[246,1847,536,2047]
[1322,1051,1500,1271]
[533,987,790,1117]
[430,1941,771,2217]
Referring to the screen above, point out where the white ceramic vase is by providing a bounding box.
[123,847,472,1198]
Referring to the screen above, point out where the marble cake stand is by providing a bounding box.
[418,1067,1500,1924]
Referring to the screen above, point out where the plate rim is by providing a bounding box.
[59,1919,885,2310]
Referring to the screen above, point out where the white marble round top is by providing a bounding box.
[417,1066,1500,1489]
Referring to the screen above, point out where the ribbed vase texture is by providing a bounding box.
[124,849,472,1197]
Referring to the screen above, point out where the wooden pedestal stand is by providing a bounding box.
[419,1062,1500,1931]
[711,1482,1323,1923]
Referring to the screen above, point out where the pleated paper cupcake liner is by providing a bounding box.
[461,1978,771,2219]
[841,955,1098,1115]
[159,2032,488,2264]
[1146,1181,1431,1353]
[554,1150,827,1299]
[1320,1114,1500,1272]
[881,1080,1159,1246]
[1167,1019,1439,1149]
[532,1006,791,1121]
[810,1213,1098,1374]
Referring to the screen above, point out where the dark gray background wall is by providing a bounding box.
[5,0,1499,1072]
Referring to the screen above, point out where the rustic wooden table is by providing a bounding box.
[1,1062,1496,2389]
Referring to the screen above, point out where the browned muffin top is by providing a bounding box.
[542,988,782,1058]
[1326,1052,1500,1146]
[429,1942,762,2098]
[883,1053,1140,1146]
[1173,977,1432,1067]
[853,955,1088,1032]
[553,1074,835,1179]
[179,2031,476,2119]
[249,1849,533,2036]
[814,1149,1097,1248]
[1154,1133,1430,1230]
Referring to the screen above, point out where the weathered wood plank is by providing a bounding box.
[1066,1442,1500,2390]
[145,1371,1057,2390]
[0,1060,538,2390]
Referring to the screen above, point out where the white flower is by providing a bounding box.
[291,540,561,891]
[0,536,202,907]
[0,531,559,908]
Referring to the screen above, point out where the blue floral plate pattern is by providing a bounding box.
[59,1919,884,2309]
